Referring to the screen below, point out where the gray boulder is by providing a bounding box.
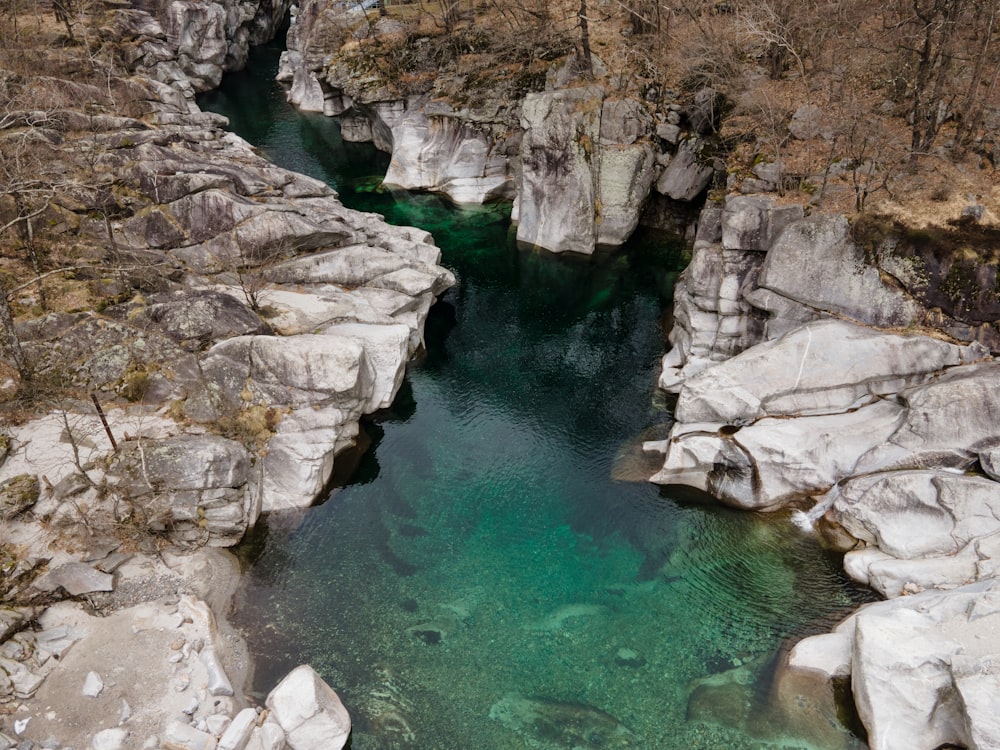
[516,86,603,254]
[720,195,803,252]
[516,88,659,253]
[125,289,271,350]
[855,362,1000,475]
[852,582,1000,750]
[675,319,983,424]
[655,137,716,201]
[648,400,904,510]
[833,471,1000,562]
[757,214,924,328]
[107,435,254,546]
[200,334,375,412]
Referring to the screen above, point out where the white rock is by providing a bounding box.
[217,708,257,750]
[91,727,128,750]
[245,719,285,750]
[652,400,904,509]
[834,471,1000,560]
[786,632,852,679]
[83,671,105,698]
[850,583,1000,750]
[675,320,977,424]
[266,665,351,750]
[382,104,514,204]
[163,720,218,750]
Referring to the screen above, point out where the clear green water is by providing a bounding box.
[199,39,873,750]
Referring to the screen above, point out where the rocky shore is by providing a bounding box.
[1,2,452,748]
[646,195,1000,749]
[4,0,1000,747]
[276,2,1000,744]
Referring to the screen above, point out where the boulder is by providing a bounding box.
[851,582,1000,750]
[266,665,351,750]
[265,245,454,297]
[788,104,827,140]
[649,399,904,509]
[595,98,658,246]
[675,319,982,423]
[200,333,375,413]
[720,195,803,252]
[107,435,254,546]
[516,88,659,253]
[855,362,1000,474]
[125,289,271,350]
[516,86,603,254]
[382,104,514,204]
[757,214,925,328]
[260,406,358,513]
[833,471,1000,560]
[0,474,39,520]
[655,137,716,201]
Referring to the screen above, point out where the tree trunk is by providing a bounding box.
[579,0,593,77]
[0,284,29,379]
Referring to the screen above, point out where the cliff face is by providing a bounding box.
[646,196,1000,749]
[278,0,722,253]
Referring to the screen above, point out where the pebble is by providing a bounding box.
[118,698,132,725]
[82,672,104,698]
[183,696,199,715]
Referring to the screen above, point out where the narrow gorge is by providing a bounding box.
[1,1,999,749]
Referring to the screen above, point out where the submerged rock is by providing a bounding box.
[489,694,634,749]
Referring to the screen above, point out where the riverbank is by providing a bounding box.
[1,3,451,748]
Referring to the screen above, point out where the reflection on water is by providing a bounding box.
[200,37,874,750]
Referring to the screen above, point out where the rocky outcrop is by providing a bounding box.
[120,0,293,95]
[652,193,1000,744]
[784,581,1000,750]
[5,90,453,519]
[514,86,658,253]
[277,0,726,249]
[381,101,517,204]
[661,196,1000,390]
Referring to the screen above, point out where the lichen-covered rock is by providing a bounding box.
[757,214,925,328]
[107,435,254,546]
[0,474,39,521]
[655,136,716,201]
[119,289,271,350]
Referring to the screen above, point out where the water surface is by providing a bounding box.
[200,39,873,750]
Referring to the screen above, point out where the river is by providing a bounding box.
[199,36,873,750]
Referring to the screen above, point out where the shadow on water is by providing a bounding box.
[202,43,874,750]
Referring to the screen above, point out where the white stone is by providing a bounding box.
[266,665,351,750]
[675,319,976,424]
[83,671,104,698]
[787,632,852,679]
[92,727,128,750]
[164,720,219,750]
[217,708,257,750]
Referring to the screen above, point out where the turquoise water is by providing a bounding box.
[199,39,873,750]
